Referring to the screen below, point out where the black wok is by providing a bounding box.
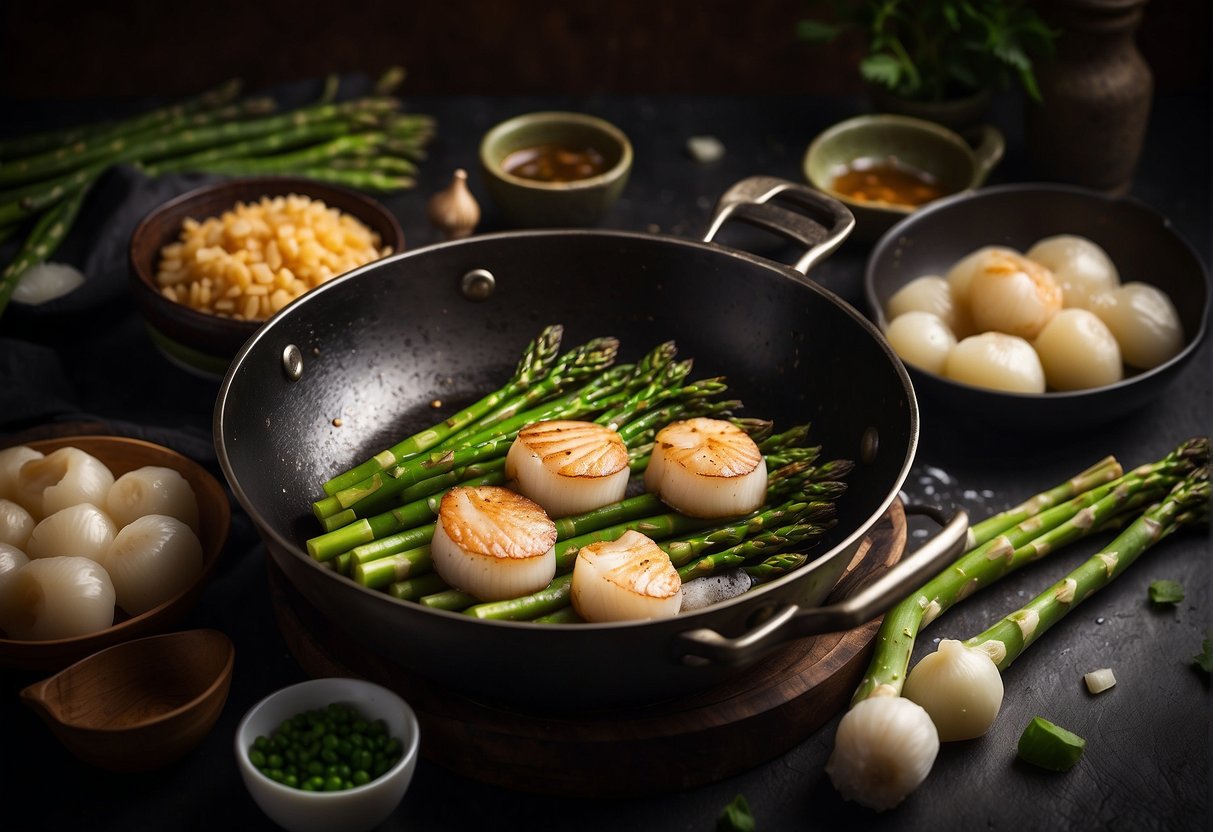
[215,178,967,709]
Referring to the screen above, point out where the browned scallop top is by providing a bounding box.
[516,420,629,477]
[654,417,762,477]
[438,485,557,559]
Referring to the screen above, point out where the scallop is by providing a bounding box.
[25,502,117,560]
[504,420,630,518]
[0,498,35,549]
[644,418,767,519]
[0,445,43,502]
[885,275,971,337]
[430,485,558,602]
[1026,234,1120,309]
[944,332,1046,394]
[98,514,204,616]
[885,311,958,375]
[1033,308,1124,391]
[570,529,682,622]
[0,556,116,640]
[15,446,115,520]
[1088,282,1185,369]
[106,465,200,531]
[967,249,1063,340]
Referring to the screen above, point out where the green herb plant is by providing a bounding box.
[798,0,1058,103]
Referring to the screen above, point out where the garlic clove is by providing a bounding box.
[427,168,481,240]
[903,638,1004,741]
[826,695,940,812]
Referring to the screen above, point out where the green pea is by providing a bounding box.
[324,776,343,791]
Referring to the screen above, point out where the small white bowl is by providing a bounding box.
[234,678,420,832]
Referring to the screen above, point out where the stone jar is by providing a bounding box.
[1026,0,1154,194]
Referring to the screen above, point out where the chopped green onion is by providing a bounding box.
[1148,579,1184,605]
[1017,716,1086,771]
[717,794,756,832]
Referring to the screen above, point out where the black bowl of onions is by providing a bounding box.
[0,435,230,672]
[865,183,1209,433]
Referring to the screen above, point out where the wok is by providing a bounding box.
[215,177,968,709]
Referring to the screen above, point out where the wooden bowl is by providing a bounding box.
[0,435,231,672]
[20,628,234,772]
[128,176,406,379]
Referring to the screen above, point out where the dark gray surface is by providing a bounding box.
[1,91,1209,831]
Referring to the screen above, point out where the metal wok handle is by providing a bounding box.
[673,504,969,667]
[702,176,855,275]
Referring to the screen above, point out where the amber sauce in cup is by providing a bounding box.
[502,144,608,183]
[831,157,945,206]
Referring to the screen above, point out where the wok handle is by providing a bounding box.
[672,503,969,668]
[702,176,855,274]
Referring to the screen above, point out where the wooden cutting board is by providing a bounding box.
[268,500,907,797]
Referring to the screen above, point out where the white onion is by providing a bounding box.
[26,502,117,560]
[98,514,204,616]
[0,556,115,640]
[903,639,1005,741]
[644,417,767,519]
[1088,282,1184,369]
[0,542,30,598]
[1084,667,1117,694]
[430,485,557,601]
[16,446,115,519]
[966,248,1063,340]
[570,529,682,622]
[885,274,971,337]
[106,465,200,531]
[826,695,940,812]
[504,420,630,518]
[10,261,85,305]
[884,311,957,375]
[1026,234,1120,309]
[0,445,42,502]
[945,332,1046,394]
[0,498,35,549]
[1033,308,1124,391]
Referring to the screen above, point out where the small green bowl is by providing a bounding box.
[803,114,1004,243]
[479,111,632,228]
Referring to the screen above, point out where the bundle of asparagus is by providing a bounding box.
[0,68,435,316]
[307,324,854,622]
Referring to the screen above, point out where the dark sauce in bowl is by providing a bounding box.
[502,144,609,183]
[832,157,946,206]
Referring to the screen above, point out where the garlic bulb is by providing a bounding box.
[427,168,481,240]
[903,639,1004,741]
[826,694,940,812]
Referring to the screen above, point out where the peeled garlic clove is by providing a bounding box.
[885,311,957,375]
[25,502,117,561]
[967,249,1063,340]
[16,446,115,519]
[903,639,1004,741]
[945,332,1046,394]
[1026,234,1119,309]
[1088,282,1184,370]
[826,695,940,812]
[1033,308,1123,391]
[0,498,36,549]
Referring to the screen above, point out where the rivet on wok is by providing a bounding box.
[282,344,304,381]
[860,427,879,464]
[461,268,496,301]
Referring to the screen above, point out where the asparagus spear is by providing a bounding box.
[0,178,95,316]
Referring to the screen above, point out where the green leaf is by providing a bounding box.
[1192,636,1213,676]
[717,794,756,832]
[860,53,905,90]
[1149,579,1185,605]
[796,19,844,42]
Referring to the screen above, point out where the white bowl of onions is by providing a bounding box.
[865,183,1209,433]
[0,434,230,672]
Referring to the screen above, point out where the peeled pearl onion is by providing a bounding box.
[0,498,35,549]
[1089,282,1185,369]
[826,695,940,812]
[0,555,116,640]
[1033,308,1124,391]
[967,249,1063,340]
[885,311,957,375]
[945,333,1046,394]
[99,514,204,616]
[1026,234,1120,308]
[16,446,115,520]
[0,542,30,597]
[885,275,971,336]
[26,502,117,561]
[903,639,1004,741]
[106,466,200,531]
[0,446,42,502]
[945,245,1019,307]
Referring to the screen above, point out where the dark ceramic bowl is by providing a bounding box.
[129,177,405,379]
[865,183,1210,432]
[479,111,632,228]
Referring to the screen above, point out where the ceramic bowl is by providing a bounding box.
[865,183,1210,432]
[20,628,234,772]
[129,176,405,379]
[479,111,633,227]
[235,678,420,832]
[804,114,1004,243]
[0,434,231,672]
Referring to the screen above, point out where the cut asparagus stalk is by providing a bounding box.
[1017,717,1086,771]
